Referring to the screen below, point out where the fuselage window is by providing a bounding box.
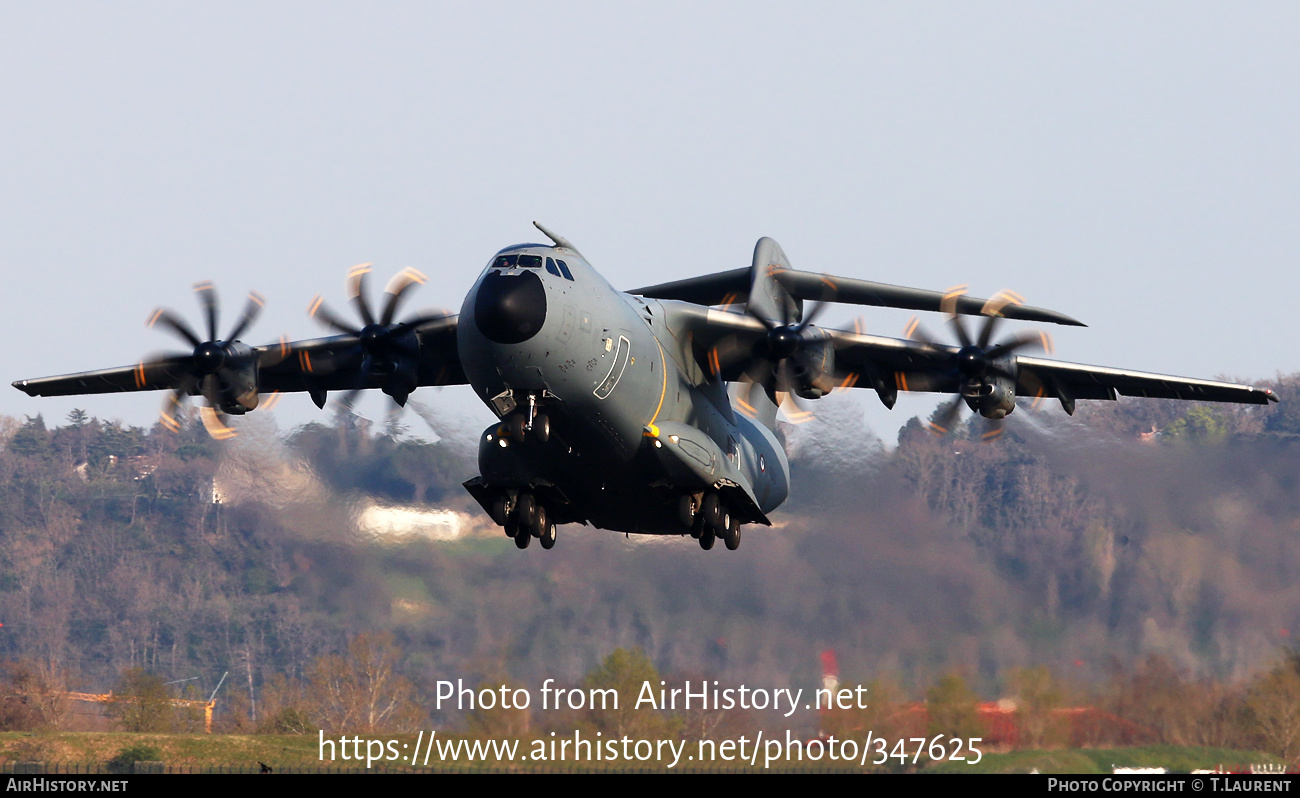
[556,259,575,280]
[493,254,518,269]
[545,257,562,277]
[517,254,543,268]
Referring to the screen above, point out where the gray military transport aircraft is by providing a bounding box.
[12,223,1279,551]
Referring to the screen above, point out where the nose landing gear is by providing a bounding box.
[506,393,550,443]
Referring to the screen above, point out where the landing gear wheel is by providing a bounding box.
[701,493,722,529]
[715,508,731,538]
[491,495,512,527]
[540,522,557,549]
[530,505,548,538]
[514,527,531,548]
[508,413,527,442]
[724,516,742,551]
[699,527,716,550]
[515,493,536,526]
[690,512,706,540]
[678,495,698,529]
[533,413,550,443]
[504,519,520,539]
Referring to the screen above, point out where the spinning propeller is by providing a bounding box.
[903,288,1052,440]
[144,281,266,440]
[307,264,452,410]
[708,298,851,423]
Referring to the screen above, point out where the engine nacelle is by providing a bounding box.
[201,342,260,414]
[368,352,420,405]
[963,359,1017,419]
[790,328,834,400]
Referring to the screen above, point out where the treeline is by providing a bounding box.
[0,375,1295,750]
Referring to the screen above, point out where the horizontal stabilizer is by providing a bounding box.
[631,266,1085,327]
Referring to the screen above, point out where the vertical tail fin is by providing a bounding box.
[746,237,802,325]
[741,237,799,435]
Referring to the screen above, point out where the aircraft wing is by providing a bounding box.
[13,355,197,397]
[13,317,467,399]
[830,330,1279,407]
[1011,356,1278,405]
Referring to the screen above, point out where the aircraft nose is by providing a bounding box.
[474,269,547,344]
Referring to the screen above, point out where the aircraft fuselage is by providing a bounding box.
[457,243,787,536]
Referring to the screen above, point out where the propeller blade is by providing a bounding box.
[1021,368,1048,410]
[744,359,776,400]
[981,417,1006,442]
[224,291,265,342]
[148,308,203,349]
[778,392,815,424]
[259,390,284,411]
[744,304,778,332]
[902,316,945,351]
[194,281,220,342]
[381,268,427,326]
[793,300,828,333]
[159,388,186,433]
[707,334,751,377]
[928,396,964,436]
[980,289,1025,318]
[388,309,453,338]
[335,387,364,413]
[987,330,1053,359]
[346,263,376,327]
[977,314,1001,349]
[939,285,969,318]
[948,314,973,349]
[307,295,362,336]
[199,405,237,440]
[775,359,798,395]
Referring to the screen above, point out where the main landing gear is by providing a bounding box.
[679,492,742,551]
[492,491,557,550]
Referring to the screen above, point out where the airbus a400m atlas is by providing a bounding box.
[13,223,1278,551]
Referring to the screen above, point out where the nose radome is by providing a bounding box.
[474,269,548,344]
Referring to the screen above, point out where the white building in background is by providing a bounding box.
[355,502,469,541]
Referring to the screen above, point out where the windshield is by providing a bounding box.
[492,253,544,269]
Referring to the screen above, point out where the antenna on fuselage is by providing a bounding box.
[533,221,583,258]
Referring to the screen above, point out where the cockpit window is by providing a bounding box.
[545,257,562,277]
[493,254,518,269]
[517,254,543,268]
[555,259,574,280]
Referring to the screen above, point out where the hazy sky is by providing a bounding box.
[2,3,1296,440]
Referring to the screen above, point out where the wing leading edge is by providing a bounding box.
[13,318,467,400]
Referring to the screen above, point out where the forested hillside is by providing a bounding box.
[0,374,1296,730]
